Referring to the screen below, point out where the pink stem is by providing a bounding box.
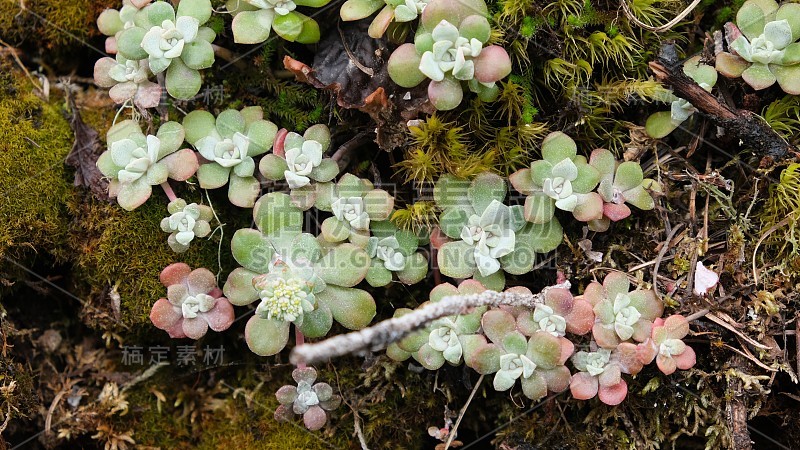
[160,181,178,202]
[294,327,307,369]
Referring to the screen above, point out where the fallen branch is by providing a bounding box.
[290,283,568,365]
[649,44,796,164]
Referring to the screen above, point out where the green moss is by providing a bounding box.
[0,65,75,263]
[68,186,244,329]
[0,0,115,49]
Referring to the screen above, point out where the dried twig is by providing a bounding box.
[290,284,568,365]
[649,44,796,163]
[444,374,483,450]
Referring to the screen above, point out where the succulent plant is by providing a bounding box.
[435,172,561,289]
[149,263,235,339]
[386,280,487,369]
[340,0,428,38]
[510,132,604,225]
[315,174,395,247]
[115,0,215,99]
[222,192,375,356]
[386,0,511,110]
[97,120,198,211]
[716,0,800,94]
[509,286,594,337]
[93,54,162,109]
[586,149,656,232]
[96,0,153,54]
[160,198,213,253]
[467,305,574,401]
[569,342,643,405]
[183,107,278,208]
[578,272,663,349]
[645,56,718,139]
[637,315,697,375]
[259,125,339,208]
[275,367,342,430]
[364,220,428,287]
[226,0,329,44]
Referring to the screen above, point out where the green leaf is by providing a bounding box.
[541,132,577,163]
[316,243,370,287]
[317,286,376,330]
[181,40,215,70]
[468,172,506,214]
[245,316,290,356]
[165,58,202,100]
[297,303,333,338]
[645,111,679,139]
[437,241,476,279]
[253,192,304,236]
[273,11,304,41]
[231,228,274,273]
[227,174,260,208]
[258,153,289,180]
[117,27,148,60]
[177,0,213,24]
[223,267,260,306]
[183,110,216,145]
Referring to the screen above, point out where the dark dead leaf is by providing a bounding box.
[65,90,110,201]
[283,21,433,151]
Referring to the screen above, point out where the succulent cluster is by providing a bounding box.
[389,275,695,406]
[510,132,655,234]
[150,263,235,339]
[96,0,216,100]
[386,0,512,110]
[716,0,800,94]
[227,0,329,44]
[160,198,214,252]
[183,107,278,207]
[97,120,197,211]
[275,367,342,430]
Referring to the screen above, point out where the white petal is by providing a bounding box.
[693,261,719,296]
[196,136,219,161]
[555,195,578,212]
[419,51,445,81]
[176,15,199,43]
[284,170,310,189]
[431,20,459,43]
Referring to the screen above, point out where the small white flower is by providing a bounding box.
[255,274,315,323]
[428,318,462,364]
[140,16,199,72]
[368,236,406,271]
[113,135,161,184]
[533,304,567,336]
[459,200,515,277]
[418,20,483,82]
[542,158,578,211]
[611,293,641,341]
[575,349,611,377]
[284,139,323,189]
[197,132,256,177]
[332,197,370,230]
[181,293,215,319]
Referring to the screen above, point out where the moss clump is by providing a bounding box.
[0,64,75,263]
[0,0,115,49]
[68,186,240,329]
